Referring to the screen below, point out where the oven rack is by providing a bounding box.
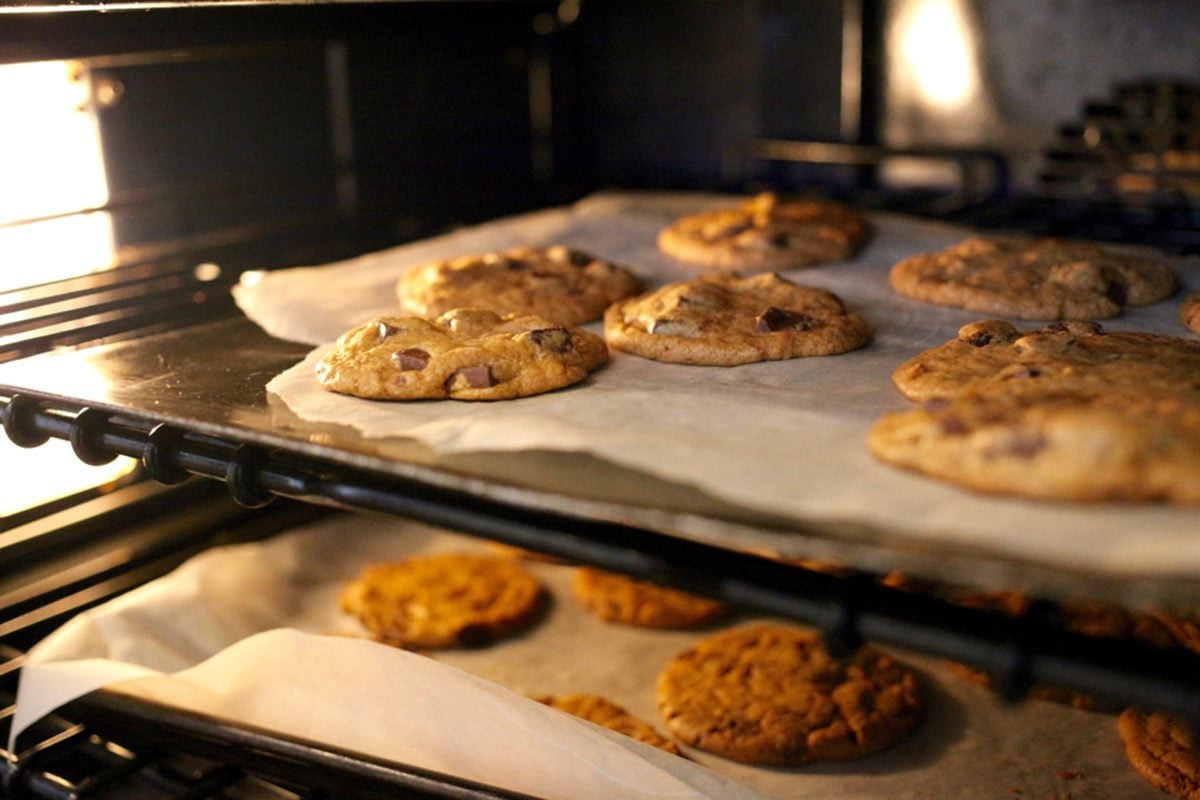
[4,390,1200,733]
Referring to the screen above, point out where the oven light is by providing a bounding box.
[894,0,979,110]
[0,436,136,518]
[0,59,116,293]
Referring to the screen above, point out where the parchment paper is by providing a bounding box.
[14,514,1162,799]
[235,192,1200,579]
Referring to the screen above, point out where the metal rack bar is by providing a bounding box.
[4,391,1200,728]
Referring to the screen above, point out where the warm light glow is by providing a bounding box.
[0,60,116,292]
[0,437,136,517]
[896,0,977,109]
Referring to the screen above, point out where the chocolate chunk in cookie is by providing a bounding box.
[655,624,922,765]
[340,553,544,649]
[316,309,608,400]
[535,694,683,755]
[571,568,726,629]
[397,245,641,325]
[1119,709,1200,799]
[889,236,1176,320]
[604,271,870,366]
[657,192,869,272]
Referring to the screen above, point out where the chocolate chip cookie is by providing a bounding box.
[571,568,726,629]
[657,192,869,272]
[656,624,922,765]
[1182,294,1200,334]
[604,271,870,366]
[316,309,608,400]
[1119,709,1200,799]
[397,245,641,325]
[534,694,683,755]
[340,553,544,649]
[889,236,1176,319]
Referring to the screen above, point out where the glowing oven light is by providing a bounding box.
[896,0,978,110]
[0,59,116,292]
[0,59,134,517]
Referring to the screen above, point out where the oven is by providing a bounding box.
[2,2,1199,798]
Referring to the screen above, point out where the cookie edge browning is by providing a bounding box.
[534,693,684,756]
[655,624,922,766]
[339,553,545,650]
[570,567,726,629]
[1118,709,1200,800]
[657,196,869,272]
[1182,294,1200,334]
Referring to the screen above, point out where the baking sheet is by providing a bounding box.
[235,191,1200,580]
[14,514,1161,799]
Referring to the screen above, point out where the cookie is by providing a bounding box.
[316,309,608,400]
[534,694,682,755]
[891,320,1200,403]
[889,236,1176,319]
[339,553,544,649]
[397,245,641,325]
[1119,709,1200,799]
[1182,294,1200,334]
[655,624,922,765]
[571,568,726,629]
[604,271,870,366]
[869,389,1200,504]
[657,192,869,272]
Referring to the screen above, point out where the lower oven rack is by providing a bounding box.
[4,389,1200,739]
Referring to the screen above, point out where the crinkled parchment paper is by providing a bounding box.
[235,192,1200,580]
[14,515,1161,799]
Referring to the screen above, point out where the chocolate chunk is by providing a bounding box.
[754,307,815,333]
[769,232,791,248]
[966,331,993,347]
[377,321,402,339]
[393,348,430,371]
[446,365,495,390]
[525,327,573,353]
[649,318,696,336]
[1105,280,1128,306]
[938,414,968,434]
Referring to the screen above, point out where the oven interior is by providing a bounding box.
[2,1,1200,797]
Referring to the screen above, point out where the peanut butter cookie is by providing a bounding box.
[340,553,544,649]
[316,309,608,400]
[1119,709,1200,799]
[1182,294,1200,334]
[571,568,726,629]
[604,271,870,366]
[397,245,641,325]
[889,236,1176,319]
[656,624,922,765]
[657,192,869,272]
[534,694,683,755]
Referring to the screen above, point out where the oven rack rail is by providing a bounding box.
[3,391,1200,728]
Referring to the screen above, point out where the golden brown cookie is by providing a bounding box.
[1119,709,1200,799]
[655,624,922,765]
[1182,294,1200,334]
[397,245,641,325]
[604,271,870,366]
[657,192,869,272]
[889,236,1176,319]
[571,568,726,629]
[339,553,544,649]
[316,309,608,401]
[869,389,1200,504]
[534,693,683,755]
[891,320,1200,403]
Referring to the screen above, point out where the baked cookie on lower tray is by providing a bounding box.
[657,192,869,272]
[397,245,641,325]
[889,235,1176,319]
[604,271,870,366]
[534,693,683,755]
[656,624,922,766]
[340,553,545,649]
[571,568,726,629]
[890,319,1200,403]
[1182,294,1200,334]
[1118,709,1200,800]
[868,390,1200,504]
[316,309,608,400]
